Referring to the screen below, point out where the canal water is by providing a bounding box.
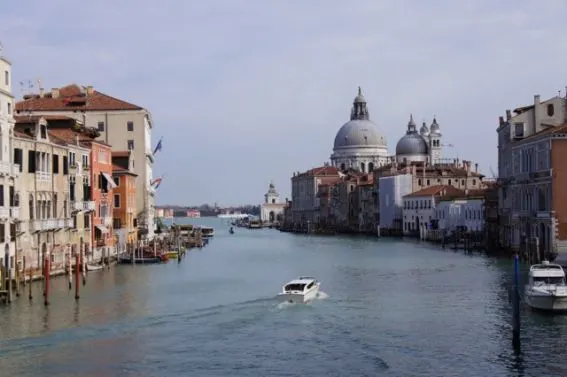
[1,218,567,376]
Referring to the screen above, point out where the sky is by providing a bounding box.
[1,0,567,206]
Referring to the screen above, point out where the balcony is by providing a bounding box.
[30,219,58,232]
[0,161,20,177]
[72,201,83,212]
[0,208,9,219]
[83,163,90,171]
[103,217,112,227]
[83,201,96,212]
[10,207,19,218]
[36,171,51,182]
[65,218,74,228]
[55,219,65,229]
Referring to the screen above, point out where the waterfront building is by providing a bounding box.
[402,185,462,239]
[12,116,74,274]
[259,182,286,224]
[354,180,376,233]
[291,165,340,230]
[47,125,95,264]
[378,174,413,235]
[330,88,389,172]
[155,207,165,218]
[0,54,19,272]
[497,93,567,258]
[186,209,200,218]
[15,84,156,240]
[112,151,137,253]
[435,192,486,234]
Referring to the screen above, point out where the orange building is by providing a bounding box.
[112,151,137,251]
[84,140,116,260]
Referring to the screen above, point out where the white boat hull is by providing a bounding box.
[278,284,320,303]
[525,293,567,312]
[86,264,104,271]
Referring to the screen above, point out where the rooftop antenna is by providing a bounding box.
[0,41,3,55]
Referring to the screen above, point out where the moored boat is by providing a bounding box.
[86,263,104,271]
[525,261,567,312]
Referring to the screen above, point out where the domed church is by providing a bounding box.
[395,114,443,165]
[330,87,390,172]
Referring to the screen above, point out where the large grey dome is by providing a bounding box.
[395,133,428,155]
[333,119,387,149]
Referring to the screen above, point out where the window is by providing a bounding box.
[28,150,36,173]
[0,185,4,207]
[52,155,59,174]
[127,140,134,150]
[514,123,524,138]
[40,125,47,139]
[63,156,69,175]
[4,70,8,85]
[13,148,23,172]
[127,121,134,131]
[97,122,105,131]
[547,104,555,117]
[113,176,120,187]
[7,102,11,114]
[69,152,76,167]
[113,218,121,229]
[84,214,90,228]
[82,154,89,168]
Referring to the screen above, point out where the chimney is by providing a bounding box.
[506,110,511,120]
[86,86,94,95]
[39,87,45,98]
[51,88,60,98]
[475,163,478,172]
[499,116,504,125]
[534,94,541,105]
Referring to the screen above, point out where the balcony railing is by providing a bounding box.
[30,219,58,232]
[36,171,51,182]
[103,217,112,227]
[0,208,9,219]
[10,207,19,218]
[65,218,74,228]
[0,161,20,177]
[72,201,83,212]
[83,201,96,212]
[96,239,105,247]
[83,163,90,170]
[55,219,65,228]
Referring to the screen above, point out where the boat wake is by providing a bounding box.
[275,291,329,310]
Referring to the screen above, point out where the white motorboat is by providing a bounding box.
[199,226,215,237]
[86,263,104,272]
[277,277,320,303]
[524,261,567,312]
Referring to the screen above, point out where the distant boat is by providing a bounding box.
[217,214,250,219]
[86,263,104,271]
[229,227,234,234]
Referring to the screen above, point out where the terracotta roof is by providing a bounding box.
[15,84,143,112]
[293,166,339,179]
[404,185,464,198]
[13,130,33,140]
[14,115,76,123]
[519,122,567,142]
[46,131,68,147]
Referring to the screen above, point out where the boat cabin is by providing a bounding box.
[529,262,566,286]
[284,278,317,293]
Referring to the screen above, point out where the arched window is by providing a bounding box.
[368,162,374,172]
[360,162,365,172]
[547,104,555,117]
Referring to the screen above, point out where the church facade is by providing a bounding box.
[260,182,286,224]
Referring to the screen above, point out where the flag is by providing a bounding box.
[153,138,163,155]
[150,177,162,189]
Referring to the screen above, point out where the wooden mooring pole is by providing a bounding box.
[74,253,80,300]
[512,253,521,351]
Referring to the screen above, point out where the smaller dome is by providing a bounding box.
[396,133,429,155]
